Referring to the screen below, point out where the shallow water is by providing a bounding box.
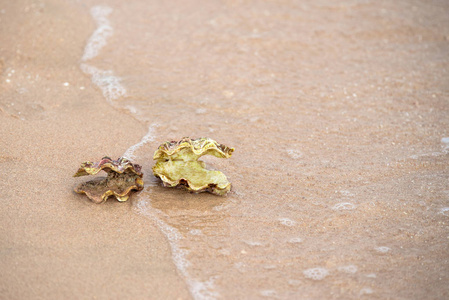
[80,0,448,298]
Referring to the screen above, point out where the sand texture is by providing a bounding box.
[1,0,449,299]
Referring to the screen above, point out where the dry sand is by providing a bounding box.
[1,0,449,299]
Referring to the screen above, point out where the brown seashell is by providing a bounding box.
[73,157,144,203]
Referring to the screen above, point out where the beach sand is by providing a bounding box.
[1,0,449,299]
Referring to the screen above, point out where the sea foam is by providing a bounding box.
[337,265,358,274]
[375,246,391,253]
[80,5,126,106]
[80,64,126,104]
[409,137,449,159]
[82,6,113,62]
[122,124,157,160]
[279,218,297,227]
[332,202,355,210]
[303,268,329,280]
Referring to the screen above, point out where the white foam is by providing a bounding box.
[81,6,126,106]
[359,287,374,295]
[409,137,449,160]
[287,149,303,159]
[337,265,358,274]
[80,63,126,105]
[287,237,302,244]
[332,202,355,210]
[196,108,207,114]
[244,240,263,246]
[122,124,157,160]
[339,190,354,197]
[189,229,203,236]
[260,290,278,297]
[303,268,329,280]
[279,218,296,227]
[375,246,391,253]
[82,6,113,61]
[441,137,449,150]
[439,207,449,216]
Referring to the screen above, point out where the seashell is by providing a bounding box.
[73,156,144,203]
[152,137,234,196]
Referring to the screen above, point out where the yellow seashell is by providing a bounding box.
[152,137,234,196]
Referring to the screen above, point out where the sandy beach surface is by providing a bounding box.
[1,0,448,299]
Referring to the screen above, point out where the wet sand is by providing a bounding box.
[1,0,449,299]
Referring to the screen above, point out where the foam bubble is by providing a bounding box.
[279,218,297,227]
[442,137,449,150]
[196,108,207,114]
[303,268,329,280]
[260,290,278,297]
[249,116,260,122]
[189,229,203,236]
[337,265,358,274]
[287,149,303,159]
[439,207,449,216]
[288,237,302,244]
[375,246,391,253]
[360,287,374,295]
[122,124,157,160]
[244,240,263,246]
[409,137,449,159]
[332,202,355,210]
[82,6,113,61]
[339,190,354,197]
